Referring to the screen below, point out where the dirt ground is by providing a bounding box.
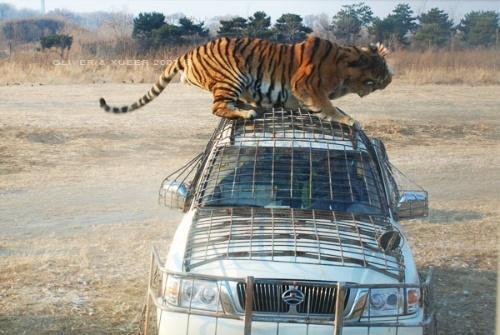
[0,82,498,334]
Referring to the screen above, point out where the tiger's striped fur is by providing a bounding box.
[99,36,392,124]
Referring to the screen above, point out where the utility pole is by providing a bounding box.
[41,0,45,15]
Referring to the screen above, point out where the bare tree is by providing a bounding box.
[99,12,133,54]
[165,12,186,25]
[308,13,335,41]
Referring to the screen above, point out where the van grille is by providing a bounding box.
[236,282,350,315]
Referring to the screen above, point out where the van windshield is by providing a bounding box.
[198,145,387,216]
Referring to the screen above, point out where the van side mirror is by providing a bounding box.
[159,180,188,210]
[158,153,204,211]
[396,191,428,220]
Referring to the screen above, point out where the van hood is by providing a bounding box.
[189,259,400,284]
[178,207,406,282]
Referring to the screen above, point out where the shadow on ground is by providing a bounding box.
[428,208,484,224]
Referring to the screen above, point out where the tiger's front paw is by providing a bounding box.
[244,110,258,120]
[318,112,356,126]
[317,112,332,121]
[340,115,356,126]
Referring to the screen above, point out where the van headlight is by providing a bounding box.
[164,276,222,311]
[362,288,421,317]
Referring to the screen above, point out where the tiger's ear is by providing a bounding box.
[371,42,389,58]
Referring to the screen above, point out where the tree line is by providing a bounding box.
[133,3,499,50]
[0,2,498,58]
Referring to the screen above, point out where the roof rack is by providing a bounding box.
[217,108,363,150]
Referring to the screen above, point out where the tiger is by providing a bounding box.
[99,36,392,125]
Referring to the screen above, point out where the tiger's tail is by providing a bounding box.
[99,59,181,113]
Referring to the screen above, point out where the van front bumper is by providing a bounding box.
[142,249,436,335]
[155,311,435,335]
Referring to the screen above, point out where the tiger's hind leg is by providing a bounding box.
[212,87,257,120]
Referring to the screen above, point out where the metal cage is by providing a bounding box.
[149,109,434,334]
[160,109,392,215]
[184,207,405,281]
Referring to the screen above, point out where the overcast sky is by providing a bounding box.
[4,0,500,22]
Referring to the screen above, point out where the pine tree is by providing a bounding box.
[217,17,247,37]
[273,14,312,43]
[458,11,499,47]
[332,3,373,44]
[414,8,454,48]
[132,12,166,50]
[371,3,417,48]
[246,11,272,39]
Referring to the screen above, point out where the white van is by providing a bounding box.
[142,109,436,335]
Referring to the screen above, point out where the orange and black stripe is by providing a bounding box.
[99,36,390,118]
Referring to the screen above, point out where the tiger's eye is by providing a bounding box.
[364,80,375,86]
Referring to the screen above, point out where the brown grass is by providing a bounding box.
[0,56,154,85]
[0,47,180,85]
[390,49,500,85]
[0,83,498,334]
[0,38,499,85]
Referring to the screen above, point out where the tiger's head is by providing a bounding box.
[338,43,393,98]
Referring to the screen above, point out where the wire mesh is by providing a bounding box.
[184,207,405,280]
[370,137,428,220]
[158,153,203,209]
[194,108,389,215]
[389,163,429,219]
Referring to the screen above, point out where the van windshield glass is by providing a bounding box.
[198,146,387,215]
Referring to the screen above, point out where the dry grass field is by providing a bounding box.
[0,82,498,334]
[1,48,499,86]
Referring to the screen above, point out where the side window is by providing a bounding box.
[370,138,400,212]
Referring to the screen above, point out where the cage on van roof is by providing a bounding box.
[213,108,366,151]
[159,109,402,280]
[193,109,387,214]
[160,109,388,215]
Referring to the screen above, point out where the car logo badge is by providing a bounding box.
[282,287,305,306]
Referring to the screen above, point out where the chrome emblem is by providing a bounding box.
[282,287,305,306]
